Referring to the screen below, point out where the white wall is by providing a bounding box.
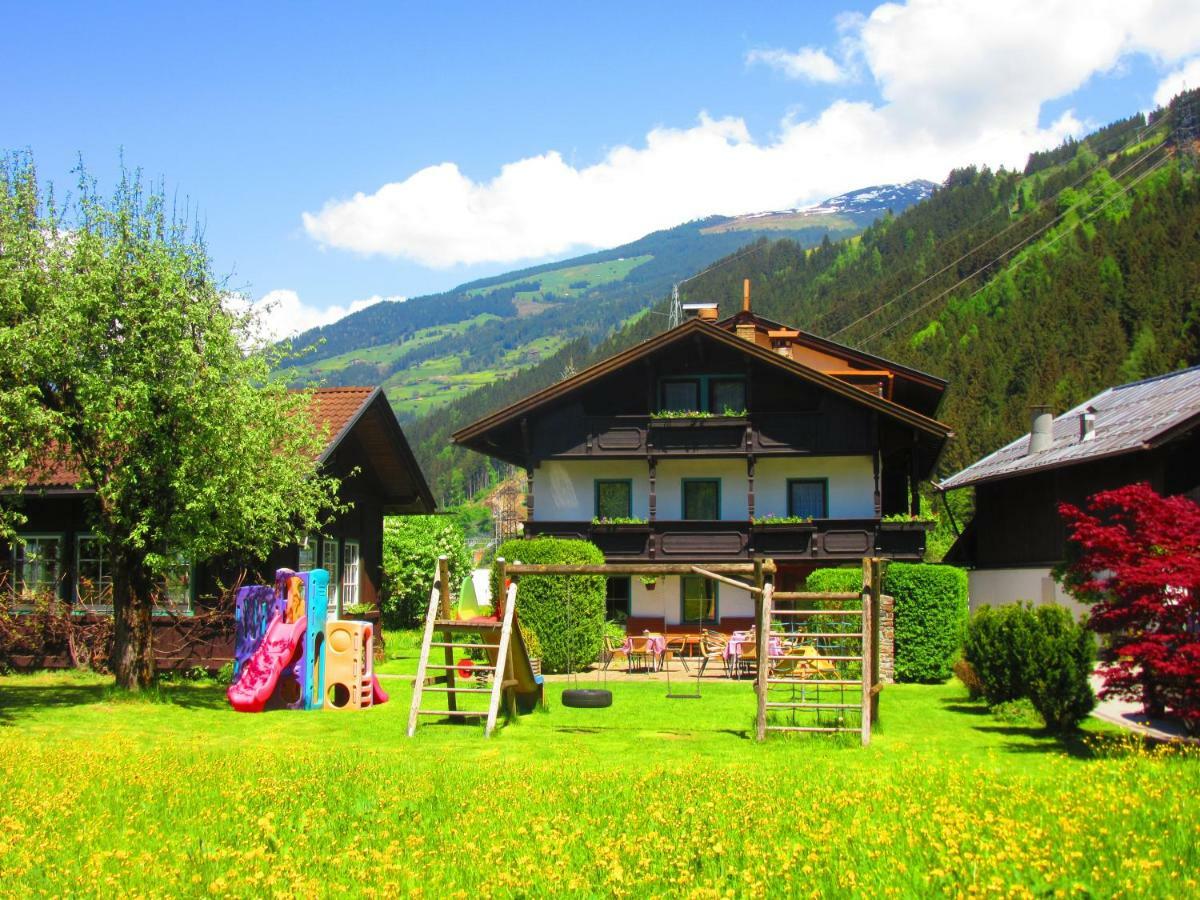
[533,460,650,521]
[628,575,755,626]
[753,456,875,518]
[655,459,749,520]
[534,455,875,521]
[968,567,1089,618]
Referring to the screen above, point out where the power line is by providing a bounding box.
[856,151,1173,350]
[825,126,1169,341]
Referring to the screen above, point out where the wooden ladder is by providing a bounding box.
[756,558,880,746]
[407,559,520,738]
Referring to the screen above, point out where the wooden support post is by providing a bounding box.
[860,558,873,747]
[437,555,456,712]
[910,433,921,517]
[746,455,756,521]
[754,558,768,742]
[648,457,657,523]
[494,557,507,620]
[870,557,883,725]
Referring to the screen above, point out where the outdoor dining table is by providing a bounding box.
[723,631,783,668]
[622,633,667,671]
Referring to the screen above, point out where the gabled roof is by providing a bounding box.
[22,387,435,513]
[939,366,1200,491]
[453,317,954,446]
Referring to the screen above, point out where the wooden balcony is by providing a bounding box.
[523,518,930,562]
[535,413,874,459]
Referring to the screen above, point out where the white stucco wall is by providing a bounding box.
[654,459,750,520]
[967,567,1089,618]
[628,575,755,625]
[533,460,650,521]
[753,456,875,518]
[534,456,876,521]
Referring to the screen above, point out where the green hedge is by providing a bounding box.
[805,563,968,683]
[381,516,472,629]
[494,537,605,674]
[963,603,1095,732]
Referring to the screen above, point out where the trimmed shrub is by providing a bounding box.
[381,516,472,629]
[963,604,1040,706]
[1027,605,1096,733]
[887,564,969,682]
[804,568,862,595]
[495,537,605,674]
[807,564,968,683]
[952,658,984,700]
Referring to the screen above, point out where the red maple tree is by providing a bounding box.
[1058,483,1200,729]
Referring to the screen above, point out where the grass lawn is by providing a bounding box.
[0,670,1196,897]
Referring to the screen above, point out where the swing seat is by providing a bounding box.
[562,688,612,708]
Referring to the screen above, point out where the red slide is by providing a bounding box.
[370,673,389,705]
[227,614,307,713]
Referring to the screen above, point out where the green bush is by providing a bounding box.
[963,603,1096,733]
[494,537,605,674]
[963,604,1040,705]
[888,564,968,682]
[381,515,472,629]
[1027,605,1096,733]
[805,564,968,683]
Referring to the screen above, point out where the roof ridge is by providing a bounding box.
[1110,364,1200,392]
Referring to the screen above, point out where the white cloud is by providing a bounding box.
[746,46,847,83]
[303,0,1200,268]
[1154,56,1200,107]
[229,290,402,344]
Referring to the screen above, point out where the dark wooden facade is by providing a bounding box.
[2,387,434,670]
[947,433,1200,568]
[456,315,952,565]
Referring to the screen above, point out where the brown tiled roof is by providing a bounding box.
[25,387,381,490]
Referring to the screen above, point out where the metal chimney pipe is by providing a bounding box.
[743,279,751,312]
[1028,406,1054,454]
[1080,407,1096,442]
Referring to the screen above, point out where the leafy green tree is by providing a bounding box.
[381,515,471,628]
[0,156,341,689]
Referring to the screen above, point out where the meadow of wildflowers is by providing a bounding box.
[0,671,1195,897]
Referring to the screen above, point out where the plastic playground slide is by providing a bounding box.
[370,673,390,705]
[227,614,308,713]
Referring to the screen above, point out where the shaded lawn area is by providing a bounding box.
[0,671,1196,897]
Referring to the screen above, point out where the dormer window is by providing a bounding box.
[658,375,745,414]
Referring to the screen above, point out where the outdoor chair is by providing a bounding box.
[664,635,687,671]
[602,635,628,672]
[735,639,757,679]
[699,630,730,677]
[626,635,655,673]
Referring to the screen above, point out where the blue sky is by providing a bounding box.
[5,1,1199,337]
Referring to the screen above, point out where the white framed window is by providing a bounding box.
[341,540,360,611]
[76,534,113,613]
[12,534,64,609]
[297,536,317,572]
[158,554,193,615]
[323,538,340,617]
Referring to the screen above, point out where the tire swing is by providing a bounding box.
[560,575,613,709]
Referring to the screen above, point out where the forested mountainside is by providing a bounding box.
[277,183,932,429]
[407,90,1200,503]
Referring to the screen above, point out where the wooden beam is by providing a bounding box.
[437,555,456,713]
[754,558,769,743]
[870,557,883,725]
[860,558,873,747]
[690,565,761,595]
[505,561,774,576]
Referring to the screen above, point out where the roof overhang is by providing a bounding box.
[454,318,954,451]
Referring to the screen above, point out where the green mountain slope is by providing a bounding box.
[279,184,932,432]
[404,91,1200,504]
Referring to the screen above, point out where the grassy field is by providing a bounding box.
[1,669,1196,898]
[465,256,652,301]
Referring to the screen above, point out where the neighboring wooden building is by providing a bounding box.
[2,386,434,668]
[453,293,954,631]
[940,366,1200,614]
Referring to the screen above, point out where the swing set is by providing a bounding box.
[407,555,883,744]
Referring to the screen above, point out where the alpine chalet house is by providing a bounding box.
[453,285,953,631]
[940,366,1200,615]
[4,387,435,669]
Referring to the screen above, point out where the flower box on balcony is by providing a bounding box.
[648,415,749,428]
